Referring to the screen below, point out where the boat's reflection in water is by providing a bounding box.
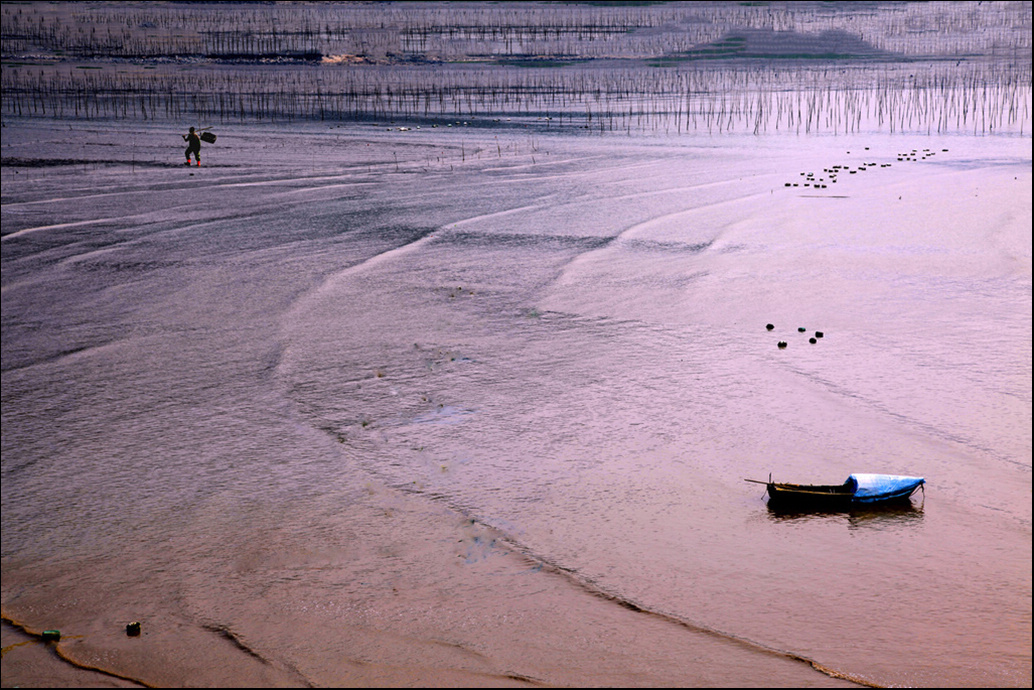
[765,500,925,530]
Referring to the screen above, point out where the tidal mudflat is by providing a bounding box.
[2,3,1031,688]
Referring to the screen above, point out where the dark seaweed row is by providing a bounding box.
[2,2,1029,63]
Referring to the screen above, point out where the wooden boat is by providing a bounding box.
[746,473,925,510]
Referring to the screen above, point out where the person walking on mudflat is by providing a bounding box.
[183,126,201,165]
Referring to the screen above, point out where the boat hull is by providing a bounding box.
[766,482,855,509]
[763,474,925,510]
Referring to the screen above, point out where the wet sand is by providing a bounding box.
[2,118,1031,687]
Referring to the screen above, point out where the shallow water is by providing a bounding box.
[2,120,1031,687]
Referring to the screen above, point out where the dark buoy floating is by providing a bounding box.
[126,621,141,637]
[766,323,775,331]
[777,341,787,349]
[42,629,61,642]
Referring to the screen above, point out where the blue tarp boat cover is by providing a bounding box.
[848,473,925,501]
